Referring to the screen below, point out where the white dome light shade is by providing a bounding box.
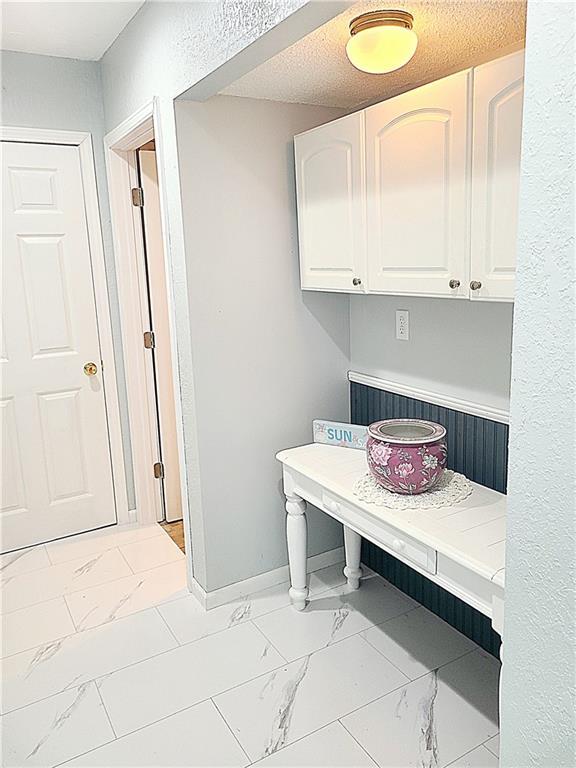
[346,10,418,74]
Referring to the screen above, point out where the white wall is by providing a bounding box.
[350,296,514,413]
[0,50,136,509]
[501,2,576,765]
[176,95,350,591]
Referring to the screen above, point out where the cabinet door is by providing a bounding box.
[471,50,525,301]
[295,112,366,292]
[366,71,471,297]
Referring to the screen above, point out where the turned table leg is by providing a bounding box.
[343,526,362,590]
[286,493,308,610]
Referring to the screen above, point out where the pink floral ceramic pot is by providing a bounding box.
[366,419,447,495]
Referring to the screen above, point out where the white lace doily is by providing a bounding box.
[354,470,472,509]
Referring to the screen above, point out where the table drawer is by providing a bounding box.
[322,492,437,575]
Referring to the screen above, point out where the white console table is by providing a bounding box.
[277,443,506,641]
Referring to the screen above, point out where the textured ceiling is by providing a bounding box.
[221,0,527,108]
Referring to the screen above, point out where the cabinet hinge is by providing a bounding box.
[131,187,144,207]
[153,462,164,479]
[143,330,155,349]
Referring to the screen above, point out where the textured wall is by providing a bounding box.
[0,50,136,510]
[100,1,312,129]
[500,2,576,766]
[176,96,350,591]
[350,295,514,413]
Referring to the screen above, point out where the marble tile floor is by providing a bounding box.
[1,523,500,767]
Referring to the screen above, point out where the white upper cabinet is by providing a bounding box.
[293,51,524,301]
[470,50,525,301]
[294,112,366,292]
[365,70,471,298]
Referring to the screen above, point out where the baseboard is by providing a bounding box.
[189,546,345,611]
[348,370,510,425]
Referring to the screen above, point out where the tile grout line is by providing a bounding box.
[6,612,465,721]
[62,593,81,634]
[210,697,252,765]
[2,578,457,712]
[338,718,380,766]
[332,646,492,734]
[6,614,498,764]
[45,527,167,568]
[249,619,289,664]
[361,623,480,685]
[0,551,135,617]
[1,536,184,618]
[482,734,500,758]
[94,679,119,741]
[6,628,416,745]
[2,555,340,628]
[4,553,500,764]
[9,668,424,768]
[3,616,297,719]
[242,715,384,766]
[153,605,182,646]
[2,567,481,681]
[444,741,499,767]
[115,545,137,575]
[4,568,430,709]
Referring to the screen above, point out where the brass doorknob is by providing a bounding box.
[449,279,460,289]
[470,280,482,291]
[84,362,98,376]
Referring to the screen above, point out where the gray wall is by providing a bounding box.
[350,293,514,414]
[176,95,350,591]
[501,1,576,765]
[100,1,348,588]
[0,50,136,509]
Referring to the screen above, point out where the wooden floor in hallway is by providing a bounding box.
[160,520,185,552]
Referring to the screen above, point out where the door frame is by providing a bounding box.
[0,124,130,525]
[104,101,186,526]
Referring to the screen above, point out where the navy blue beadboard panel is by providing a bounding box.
[350,381,508,658]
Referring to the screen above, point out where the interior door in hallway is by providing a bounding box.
[138,147,182,523]
[1,141,116,552]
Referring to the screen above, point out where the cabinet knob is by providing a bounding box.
[392,538,406,552]
[449,279,460,289]
[352,277,362,286]
[470,280,482,291]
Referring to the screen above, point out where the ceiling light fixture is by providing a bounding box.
[346,10,418,74]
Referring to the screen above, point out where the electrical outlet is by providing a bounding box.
[396,310,410,341]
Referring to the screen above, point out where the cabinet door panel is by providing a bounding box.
[366,71,471,297]
[295,112,366,292]
[471,50,525,301]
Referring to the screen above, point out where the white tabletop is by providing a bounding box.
[277,443,506,585]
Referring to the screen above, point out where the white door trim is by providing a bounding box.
[104,101,188,527]
[0,124,130,525]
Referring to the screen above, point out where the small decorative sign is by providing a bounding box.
[313,420,368,450]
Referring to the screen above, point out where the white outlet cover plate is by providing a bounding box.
[396,309,410,340]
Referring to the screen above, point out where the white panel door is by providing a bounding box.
[1,141,116,552]
[471,50,525,301]
[366,70,471,297]
[295,112,366,292]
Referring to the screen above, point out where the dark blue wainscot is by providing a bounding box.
[350,380,509,658]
